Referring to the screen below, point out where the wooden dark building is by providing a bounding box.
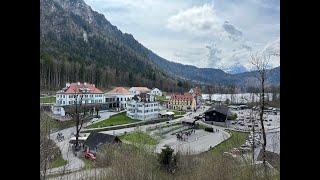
[84,132,121,152]
[204,105,229,122]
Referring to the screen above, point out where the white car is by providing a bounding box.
[91,118,99,123]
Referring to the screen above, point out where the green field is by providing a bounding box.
[40,96,56,103]
[86,112,139,128]
[172,110,187,116]
[119,132,159,145]
[155,95,168,101]
[208,130,249,156]
[50,156,67,168]
[82,118,170,133]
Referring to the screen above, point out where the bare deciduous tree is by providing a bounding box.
[65,87,92,150]
[250,53,271,167]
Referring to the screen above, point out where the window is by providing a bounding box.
[121,98,123,101]
[63,101,65,104]
[68,101,70,105]
[117,98,119,101]
[63,95,65,98]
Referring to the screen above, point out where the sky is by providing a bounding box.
[84,0,280,71]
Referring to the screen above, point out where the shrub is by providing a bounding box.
[158,145,177,173]
[205,127,214,132]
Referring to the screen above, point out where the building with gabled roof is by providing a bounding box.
[126,92,160,120]
[84,132,122,152]
[204,105,230,127]
[167,92,196,111]
[129,87,151,95]
[105,87,134,110]
[52,82,105,116]
[150,87,162,96]
[189,87,202,109]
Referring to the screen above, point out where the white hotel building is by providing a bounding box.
[105,87,134,110]
[126,93,160,120]
[52,82,105,116]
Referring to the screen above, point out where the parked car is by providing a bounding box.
[91,118,99,123]
[269,119,272,121]
[85,152,96,160]
[267,123,271,126]
[248,125,252,128]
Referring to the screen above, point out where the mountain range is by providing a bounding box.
[40,0,279,91]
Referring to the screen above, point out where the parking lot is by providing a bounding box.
[227,109,280,132]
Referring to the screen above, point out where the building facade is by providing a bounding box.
[204,105,229,127]
[128,87,151,95]
[126,93,160,120]
[52,82,105,116]
[189,87,202,109]
[105,87,134,110]
[150,88,162,96]
[167,93,196,111]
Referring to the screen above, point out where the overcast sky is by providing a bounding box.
[84,0,280,70]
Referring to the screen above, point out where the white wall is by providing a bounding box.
[113,94,135,109]
[126,101,160,120]
[150,88,162,96]
[56,93,105,106]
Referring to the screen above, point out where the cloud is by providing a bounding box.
[84,0,279,70]
[166,4,225,36]
[223,21,242,37]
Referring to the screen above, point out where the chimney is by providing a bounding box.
[93,84,95,87]
[84,82,87,86]
[66,83,70,87]
[77,82,80,86]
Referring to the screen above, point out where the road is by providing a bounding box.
[47,111,120,175]
[48,168,110,180]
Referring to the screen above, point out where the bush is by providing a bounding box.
[205,127,214,132]
[158,145,177,173]
[228,113,237,120]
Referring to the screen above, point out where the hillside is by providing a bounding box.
[40,0,190,92]
[40,0,279,92]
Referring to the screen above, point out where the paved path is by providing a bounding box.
[48,126,85,175]
[155,128,231,154]
[47,111,120,175]
[48,168,110,180]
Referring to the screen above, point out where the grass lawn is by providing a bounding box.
[86,112,139,129]
[50,156,67,169]
[208,130,249,156]
[80,156,96,169]
[82,118,170,133]
[40,96,56,103]
[119,132,159,145]
[40,112,92,131]
[156,95,168,101]
[172,115,184,119]
[172,110,187,116]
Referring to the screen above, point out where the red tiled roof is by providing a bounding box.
[106,87,133,94]
[192,87,202,96]
[63,83,103,94]
[133,87,150,92]
[170,92,194,101]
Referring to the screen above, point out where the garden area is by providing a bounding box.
[172,110,187,116]
[40,96,56,103]
[119,132,159,145]
[207,130,249,156]
[50,156,67,169]
[155,95,168,101]
[86,112,140,129]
